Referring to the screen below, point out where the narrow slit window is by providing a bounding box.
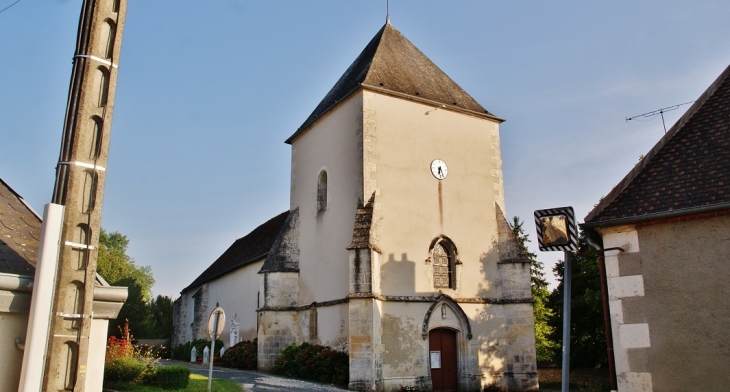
[317,170,328,212]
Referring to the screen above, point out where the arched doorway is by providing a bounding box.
[429,328,458,391]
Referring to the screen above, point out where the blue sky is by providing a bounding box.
[2,1,729,298]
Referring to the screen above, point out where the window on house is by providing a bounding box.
[433,239,456,289]
[317,170,328,212]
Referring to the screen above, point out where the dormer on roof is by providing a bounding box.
[286,22,501,144]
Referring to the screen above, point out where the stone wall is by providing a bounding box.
[262,272,299,308]
[257,271,301,369]
[191,285,209,341]
[500,303,539,391]
[348,298,383,390]
[171,296,186,348]
[257,310,299,370]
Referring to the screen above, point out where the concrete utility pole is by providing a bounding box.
[42,0,127,390]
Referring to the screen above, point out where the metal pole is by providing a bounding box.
[561,250,572,392]
[208,311,220,392]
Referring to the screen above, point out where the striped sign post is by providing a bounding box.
[534,206,577,392]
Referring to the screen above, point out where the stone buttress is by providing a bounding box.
[257,209,301,370]
[495,205,539,391]
[346,194,384,390]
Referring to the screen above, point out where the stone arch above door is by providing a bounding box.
[421,295,472,340]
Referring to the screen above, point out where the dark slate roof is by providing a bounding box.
[0,177,40,277]
[286,22,499,143]
[585,63,730,226]
[181,211,289,293]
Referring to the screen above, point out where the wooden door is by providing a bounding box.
[429,328,458,391]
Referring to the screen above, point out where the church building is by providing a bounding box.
[173,21,538,391]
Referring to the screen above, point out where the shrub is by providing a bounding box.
[219,339,257,369]
[272,342,348,385]
[156,365,190,390]
[104,320,161,386]
[105,357,146,382]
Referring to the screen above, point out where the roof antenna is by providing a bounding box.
[386,0,390,24]
[626,101,694,133]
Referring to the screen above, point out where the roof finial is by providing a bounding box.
[386,0,391,24]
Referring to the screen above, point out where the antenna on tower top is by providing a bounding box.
[626,101,694,133]
[386,0,390,24]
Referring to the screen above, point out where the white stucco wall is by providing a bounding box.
[290,92,364,305]
[86,318,110,391]
[205,259,264,345]
[316,303,349,350]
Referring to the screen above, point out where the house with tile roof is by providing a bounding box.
[583,63,730,392]
[174,21,538,391]
[0,177,127,391]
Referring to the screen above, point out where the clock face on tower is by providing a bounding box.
[430,159,448,180]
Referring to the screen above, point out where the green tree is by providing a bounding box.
[509,217,559,363]
[148,295,174,339]
[97,229,155,337]
[547,231,607,369]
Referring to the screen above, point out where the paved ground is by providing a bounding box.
[162,360,348,391]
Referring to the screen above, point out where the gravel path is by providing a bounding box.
[161,360,348,391]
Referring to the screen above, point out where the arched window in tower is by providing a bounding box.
[432,239,457,289]
[317,170,328,212]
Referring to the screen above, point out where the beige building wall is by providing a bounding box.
[363,91,504,299]
[0,281,121,391]
[599,214,730,392]
[0,311,28,391]
[290,92,364,305]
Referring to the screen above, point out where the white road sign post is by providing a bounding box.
[207,306,225,392]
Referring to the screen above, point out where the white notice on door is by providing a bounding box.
[430,351,441,369]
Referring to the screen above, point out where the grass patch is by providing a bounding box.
[104,373,242,391]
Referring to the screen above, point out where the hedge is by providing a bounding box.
[156,365,190,390]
